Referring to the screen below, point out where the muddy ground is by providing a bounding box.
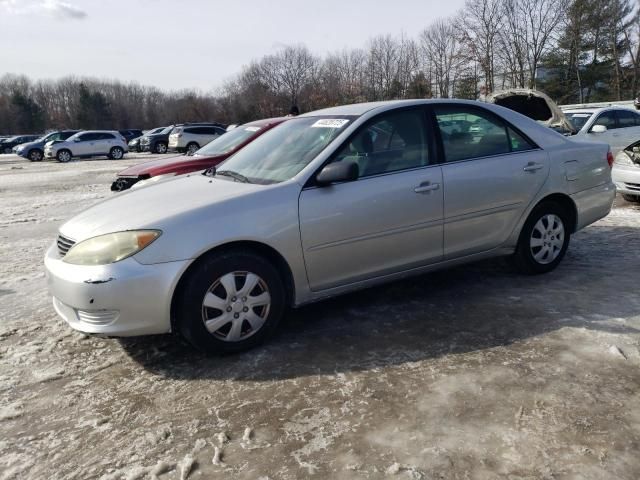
[1,153,639,480]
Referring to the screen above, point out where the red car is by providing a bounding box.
[110,117,287,191]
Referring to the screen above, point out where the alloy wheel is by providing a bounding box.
[201,271,271,342]
[530,214,564,265]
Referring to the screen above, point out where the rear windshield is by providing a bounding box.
[565,112,593,131]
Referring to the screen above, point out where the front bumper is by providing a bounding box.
[111,176,142,191]
[612,164,640,196]
[45,243,189,336]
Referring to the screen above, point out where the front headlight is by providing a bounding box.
[63,230,161,265]
[614,152,634,166]
[16,146,24,152]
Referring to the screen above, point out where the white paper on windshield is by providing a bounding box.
[311,119,349,128]
[571,114,591,118]
[244,126,261,132]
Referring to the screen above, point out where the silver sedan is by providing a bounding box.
[45,100,616,353]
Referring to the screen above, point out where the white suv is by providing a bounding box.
[168,124,226,155]
[45,131,128,163]
[564,107,640,155]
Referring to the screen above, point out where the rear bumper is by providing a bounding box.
[45,243,189,336]
[571,181,616,231]
[612,164,640,196]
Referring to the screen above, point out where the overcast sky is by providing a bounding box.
[1,0,466,92]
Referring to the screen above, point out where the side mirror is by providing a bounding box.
[316,160,359,186]
[591,125,607,133]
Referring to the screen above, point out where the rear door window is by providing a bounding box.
[434,106,533,162]
[616,110,640,128]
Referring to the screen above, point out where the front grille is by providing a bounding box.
[111,177,141,192]
[57,235,76,257]
[624,182,640,192]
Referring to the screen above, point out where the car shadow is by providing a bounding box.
[119,223,640,381]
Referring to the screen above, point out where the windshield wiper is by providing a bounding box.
[216,170,251,183]
[203,166,216,177]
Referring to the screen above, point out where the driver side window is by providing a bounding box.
[592,112,617,130]
[332,109,429,178]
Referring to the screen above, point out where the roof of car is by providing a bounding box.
[563,106,636,114]
[244,117,288,127]
[300,99,524,117]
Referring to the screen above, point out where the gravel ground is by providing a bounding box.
[1,153,639,480]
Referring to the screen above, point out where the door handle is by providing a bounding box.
[414,182,440,193]
[523,162,544,172]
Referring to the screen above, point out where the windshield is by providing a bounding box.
[217,117,353,185]
[565,112,593,131]
[196,124,264,156]
[146,127,165,135]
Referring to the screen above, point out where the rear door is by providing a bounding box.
[433,104,549,259]
[299,107,444,290]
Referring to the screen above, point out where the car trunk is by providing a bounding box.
[485,89,575,135]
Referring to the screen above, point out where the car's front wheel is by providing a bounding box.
[186,142,200,155]
[622,194,640,203]
[3,147,12,154]
[512,201,571,274]
[109,147,124,160]
[176,250,286,354]
[28,149,43,162]
[155,142,167,154]
[56,149,72,163]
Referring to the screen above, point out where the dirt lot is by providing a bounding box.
[1,152,639,480]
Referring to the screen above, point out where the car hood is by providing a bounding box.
[485,89,575,134]
[17,140,43,149]
[116,153,227,177]
[60,174,265,242]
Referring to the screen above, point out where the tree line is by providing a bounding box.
[1,0,639,134]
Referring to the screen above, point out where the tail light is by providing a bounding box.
[607,150,614,168]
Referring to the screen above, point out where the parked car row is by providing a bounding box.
[46,99,616,356]
[1,122,227,162]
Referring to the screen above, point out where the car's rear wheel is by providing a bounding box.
[176,250,285,354]
[622,194,640,203]
[56,149,72,163]
[109,147,124,160]
[28,149,43,162]
[186,142,200,155]
[155,142,167,154]
[3,147,12,154]
[512,201,571,274]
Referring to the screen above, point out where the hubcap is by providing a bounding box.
[59,151,70,162]
[530,214,564,265]
[113,149,122,159]
[30,151,42,161]
[201,271,271,342]
[157,143,167,153]
[188,144,198,154]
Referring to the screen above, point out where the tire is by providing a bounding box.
[155,142,168,154]
[176,250,286,354]
[109,147,124,160]
[622,193,640,203]
[512,201,571,275]
[56,149,72,163]
[3,147,12,154]
[186,142,200,155]
[28,149,43,162]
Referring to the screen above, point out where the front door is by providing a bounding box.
[299,108,444,291]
